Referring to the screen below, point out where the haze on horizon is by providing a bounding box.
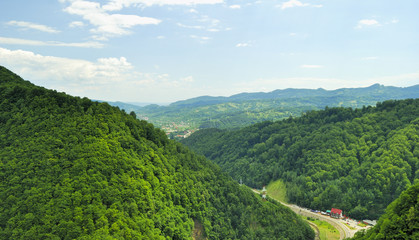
[0,0,418,103]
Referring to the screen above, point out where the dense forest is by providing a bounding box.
[351,182,418,239]
[134,84,419,130]
[0,66,314,239]
[182,99,419,220]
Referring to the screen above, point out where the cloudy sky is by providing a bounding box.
[1,0,418,103]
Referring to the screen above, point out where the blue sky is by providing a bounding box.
[1,0,418,103]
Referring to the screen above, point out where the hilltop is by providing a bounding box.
[0,66,314,239]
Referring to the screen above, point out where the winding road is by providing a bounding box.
[282,202,351,239]
[251,188,361,239]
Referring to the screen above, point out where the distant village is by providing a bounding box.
[137,114,198,139]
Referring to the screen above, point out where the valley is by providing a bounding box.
[1,66,417,239]
[2,0,418,239]
[182,98,419,221]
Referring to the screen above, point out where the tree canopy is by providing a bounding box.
[351,182,419,240]
[182,99,419,220]
[0,66,314,239]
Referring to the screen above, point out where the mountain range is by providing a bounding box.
[126,84,419,130]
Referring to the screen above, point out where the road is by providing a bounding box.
[251,188,362,239]
[283,202,351,239]
[306,221,320,240]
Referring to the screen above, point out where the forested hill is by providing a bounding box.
[182,99,419,220]
[134,84,419,130]
[351,182,418,239]
[0,66,314,239]
[172,84,419,108]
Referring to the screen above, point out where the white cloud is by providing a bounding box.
[301,64,323,69]
[69,21,85,28]
[236,42,251,47]
[6,21,60,33]
[390,18,399,24]
[181,76,195,83]
[362,56,379,60]
[195,15,226,32]
[277,0,322,10]
[177,23,204,29]
[178,14,226,32]
[63,0,161,39]
[356,19,381,29]
[102,0,224,11]
[190,35,211,42]
[0,47,132,83]
[229,5,241,9]
[0,47,188,102]
[0,37,104,48]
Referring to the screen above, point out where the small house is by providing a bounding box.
[331,208,343,219]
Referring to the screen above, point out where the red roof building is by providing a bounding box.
[331,208,343,219]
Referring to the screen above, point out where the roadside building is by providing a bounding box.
[331,208,343,219]
[363,220,377,226]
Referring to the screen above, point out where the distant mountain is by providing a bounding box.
[182,99,419,220]
[0,66,314,239]
[171,84,419,107]
[93,100,143,112]
[135,84,419,130]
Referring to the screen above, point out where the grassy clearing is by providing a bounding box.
[303,217,340,240]
[357,222,368,228]
[266,179,288,203]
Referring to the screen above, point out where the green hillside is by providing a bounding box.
[351,182,419,239]
[134,84,419,131]
[182,99,419,220]
[0,66,314,240]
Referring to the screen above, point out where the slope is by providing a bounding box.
[0,66,314,240]
[182,100,419,220]
[351,182,419,239]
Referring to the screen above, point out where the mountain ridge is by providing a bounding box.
[131,83,419,131]
[182,98,419,220]
[0,66,314,239]
[168,83,419,108]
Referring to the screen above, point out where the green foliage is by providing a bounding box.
[351,182,419,240]
[182,100,419,219]
[133,84,419,130]
[0,66,314,239]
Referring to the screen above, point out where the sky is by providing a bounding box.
[0,0,418,103]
